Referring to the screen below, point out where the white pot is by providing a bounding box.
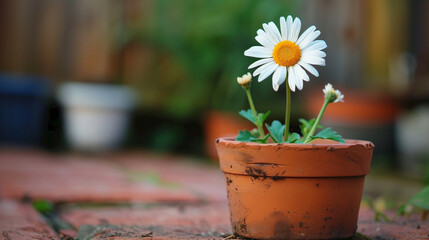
[396,105,429,177]
[58,82,135,152]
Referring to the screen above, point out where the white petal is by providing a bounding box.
[287,66,296,92]
[255,35,274,49]
[296,26,316,46]
[335,90,344,102]
[286,16,293,40]
[244,46,273,58]
[323,83,333,94]
[302,40,327,51]
[258,63,278,82]
[268,21,282,43]
[288,17,301,42]
[272,81,279,91]
[257,29,277,46]
[296,78,304,90]
[280,16,288,40]
[253,61,276,77]
[301,55,326,66]
[298,30,320,49]
[272,67,282,91]
[253,61,274,76]
[277,66,287,86]
[272,66,287,89]
[295,64,310,82]
[292,65,304,90]
[248,58,273,69]
[302,50,326,58]
[298,61,319,77]
[263,23,280,45]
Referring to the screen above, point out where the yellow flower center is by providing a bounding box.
[272,40,301,67]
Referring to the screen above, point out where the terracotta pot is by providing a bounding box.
[216,138,374,240]
[305,89,398,125]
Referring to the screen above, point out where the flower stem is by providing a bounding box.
[303,99,329,143]
[245,89,265,137]
[284,76,290,142]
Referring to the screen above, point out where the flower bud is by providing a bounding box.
[237,73,252,89]
[323,83,344,103]
[250,128,260,138]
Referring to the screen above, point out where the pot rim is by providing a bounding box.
[216,137,374,177]
[216,137,374,148]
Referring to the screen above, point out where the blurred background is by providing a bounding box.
[0,0,428,181]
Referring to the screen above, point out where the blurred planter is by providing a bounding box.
[0,74,49,146]
[204,110,253,159]
[396,105,429,178]
[58,82,135,152]
[305,89,398,161]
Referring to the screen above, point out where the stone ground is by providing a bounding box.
[0,149,427,240]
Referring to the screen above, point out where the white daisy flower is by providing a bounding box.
[323,83,344,103]
[244,16,327,92]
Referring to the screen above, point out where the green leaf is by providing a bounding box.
[407,185,429,210]
[299,118,323,137]
[310,127,345,143]
[256,134,270,144]
[257,111,271,125]
[236,129,258,142]
[265,120,285,143]
[33,199,53,214]
[394,204,407,219]
[239,109,256,125]
[239,109,270,129]
[236,130,269,143]
[286,132,301,143]
[375,211,391,222]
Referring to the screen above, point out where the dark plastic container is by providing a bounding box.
[0,74,50,146]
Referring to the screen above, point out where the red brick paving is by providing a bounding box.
[0,149,428,239]
[358,207,429,240]
[60,203,230,229]
[0,149,226,203]
[0,199,59,239]
[59,229,77,240]
[61,203,231,239]
[58,202,429,240]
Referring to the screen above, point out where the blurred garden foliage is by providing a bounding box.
[120,0,300,118]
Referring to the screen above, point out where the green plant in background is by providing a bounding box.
[368,185,429,222]
[33,199,54,214]
[118,0,300,118]
[235,16,344,144]
[423,159,429,186]
[33,199,74,232]
[364,167,429,222]
[396,185,429,220]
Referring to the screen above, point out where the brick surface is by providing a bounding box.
[61,203,429,240]
[0,150,226,203]
[1,149,428,240]
[59,229,77,240]
[0,199,59,240]
[111,152,227,203]
[60,202,231,239]
[358,207,429,240]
